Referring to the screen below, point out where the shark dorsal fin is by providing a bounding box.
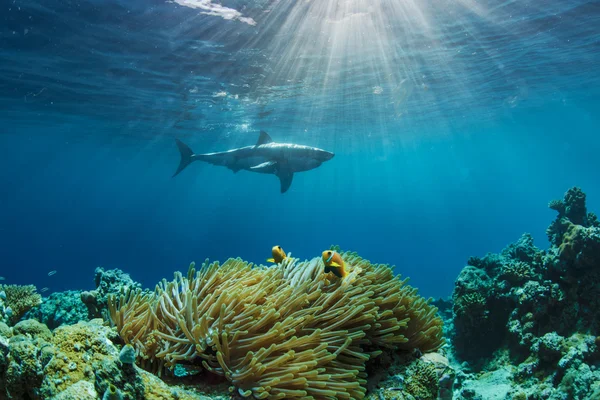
[256,131,273,146]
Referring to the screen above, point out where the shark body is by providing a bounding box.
[173,131,334,193]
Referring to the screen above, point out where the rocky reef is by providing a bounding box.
[449,187,600,399]
[0,251,454,400]
[81,267,143,320]
[5,187,599,399]
[0,318,222,399]
[25,290,88,330]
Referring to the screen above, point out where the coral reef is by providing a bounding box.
[364,351,453,400]
[25,290,89,329]
[0,318,219,399]
[108,250,444,399]
[81,267,143,320]
[449,187,600,399]
[0,284,42,325]
[22,269,139,330]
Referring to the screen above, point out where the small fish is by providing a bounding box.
[267,245,287,264]
[0,276,5,281]
[40,287,49,293]
[322,250,348,278]
[48,270,57,276]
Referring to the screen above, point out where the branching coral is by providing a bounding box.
[500,261,535,285]
[0,284,42,325]
[108,251,444,399]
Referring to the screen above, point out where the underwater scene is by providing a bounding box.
[1,0,600,399]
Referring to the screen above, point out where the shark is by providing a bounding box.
[172,131,335,193]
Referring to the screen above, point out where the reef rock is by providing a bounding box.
[0,319,217,400]
[81,267,143,320]
[366,351,454,400]
[26,290,89,329]
[450,187,600,399]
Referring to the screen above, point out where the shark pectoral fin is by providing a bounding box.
[256,131,273,146]
[277,168,294,193]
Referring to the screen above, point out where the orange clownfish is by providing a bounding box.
[267,245,287,264]
[322,250,348,278]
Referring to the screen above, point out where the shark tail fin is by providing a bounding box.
[173,138,195,177]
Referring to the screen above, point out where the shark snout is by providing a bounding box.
[322,151,335,161]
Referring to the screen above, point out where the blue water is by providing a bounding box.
[1,0,599,298]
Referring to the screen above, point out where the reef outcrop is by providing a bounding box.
[0,318,221,399]
[1,251,449,400]
[450,187,600,399]
[25,290,88,329]
[82,267,143,320]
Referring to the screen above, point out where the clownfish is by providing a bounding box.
[267,245,287,264]
[322,250,348,278]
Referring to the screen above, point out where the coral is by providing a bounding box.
[449,187,600,399]
[53,380,98,399]
[556,222,600,271]
[453,266,492,296]
[403,360,439,400]
[3,334,50,398]
[102,383,124,400]
[119,344,136,364]
[108,251,444,399]
[588,212,600,228]
[559,361,600,400]
[533,332,565,364]
[0,323,11,338]
[451,263,513,360]
[25,290,89,329]
[0,336,8,396]
[453,292,487,322]
[453,188,600,365]
[548,199,565,215]
[421,352,455,400]
[0,284,42,325]
[499,261,535,286]
[563,187,588,225]
[501,233,543,266]
[466,253,504,276]
[82,267,142,320]
[12,319,52,342]
[364,351,454,400]
[547,187,595,246]
[0,318,218,400]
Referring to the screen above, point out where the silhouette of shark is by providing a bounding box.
[173,131,334,193]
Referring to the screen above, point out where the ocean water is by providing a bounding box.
[1,0,599,300]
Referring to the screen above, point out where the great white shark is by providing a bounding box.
[173,131,334,193]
